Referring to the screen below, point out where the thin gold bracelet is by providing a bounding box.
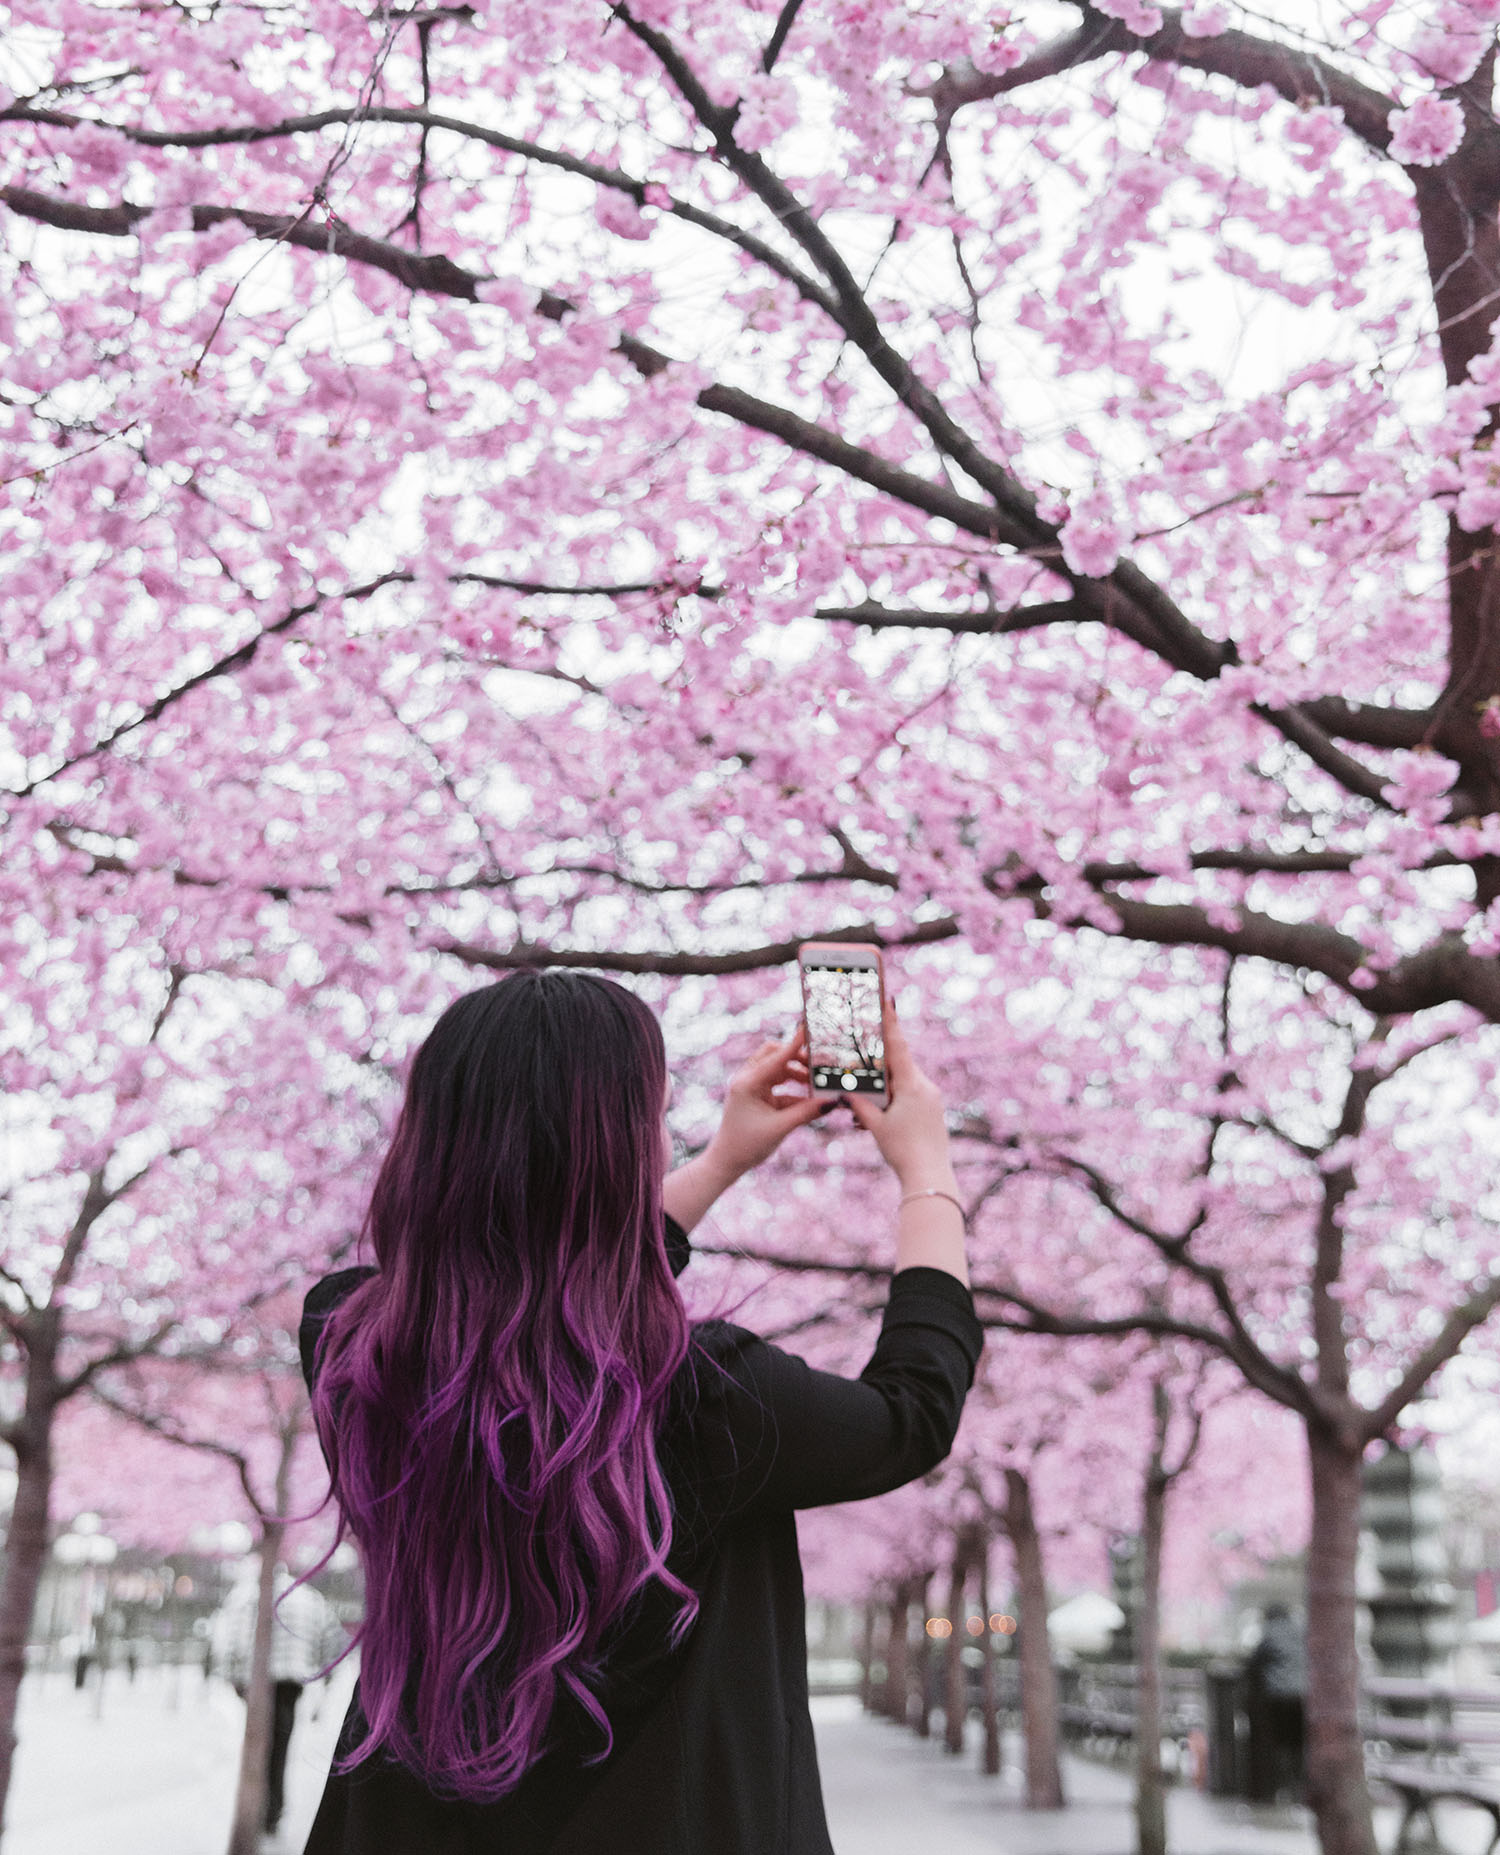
[898,1188,966,1225]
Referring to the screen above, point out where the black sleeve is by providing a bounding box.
[687,1266,983,1518]
[664,1213,691,1280]
[299,1267,377,1392]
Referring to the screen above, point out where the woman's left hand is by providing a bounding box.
[705,1029,826,1182]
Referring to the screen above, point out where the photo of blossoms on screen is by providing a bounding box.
[805,966,885,1094]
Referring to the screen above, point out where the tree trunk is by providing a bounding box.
[0,1320,68,1844]
[977,1534,1001,1777]
[859,1600,877,1714]
[882,1581,912,1725]
[1135,1385,1169,1855]
[227,1516,285,1855]
[1004,1467,1065,1809]
[945,1537,969,1755]
[912,1569,933,1738]
[911,1570,935,1736]
[0,1381,56,1844]
[1305,1429,1378,1855]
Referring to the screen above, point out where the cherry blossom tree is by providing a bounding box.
[725,943,1500,1855]
[0,891,378,1841]
[92,1338,327,1855]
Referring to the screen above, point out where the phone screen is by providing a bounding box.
[803,961,886,1095]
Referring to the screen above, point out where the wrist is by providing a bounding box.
[894,1161,959,1196]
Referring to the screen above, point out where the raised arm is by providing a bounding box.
[663,1029,825,1233]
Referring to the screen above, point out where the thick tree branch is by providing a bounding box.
[927,6,1398,155]
[1299,698,1437,751]
[51,1167,113,1300]
[929,11,1500,824]
[1017,886,1500,1022]
[1083,848,1462,880]
[817,599,1076,635]
[435,915,961,976]
[2,186,1024,553]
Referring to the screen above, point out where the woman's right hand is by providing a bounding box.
[846,1005,954,1188]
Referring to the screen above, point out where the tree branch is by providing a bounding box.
[1362,1275,1500,1439]
[927,6,1398,156]
[88,1380,268,1515]
[761,0,806,73]
[817,601,1394,805]
[694,1240,1318,1418]
[1011,883,1500,1022]
[1037,1153,1315,1414]
[57,1315,184,1403]
[1078,848,1463,880]
[611,6,1392,797]
[1,103,837,311]
[1299,698,1437,751]
[435,914,961,976]
[8,571,410,799]
[817,599,1077,635]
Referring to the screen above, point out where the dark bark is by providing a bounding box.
[913,1566,933,1739]
[882,1582,913,1725]
[439,915,961,978]
[226,1420,297,1855]
[0,1340,58,1842]
[1304,1431,1377,1855]
[911,1570,936,1736]
[977,1535,1001,1778]
[929,6,1399,153]
[1003,1468,1064,1810]
[0,1165,138,1840]
[227,1517,285,1855]
[944,1538,970,1755]
[859,1600,877,1714]
[1135,1383,1170,1855]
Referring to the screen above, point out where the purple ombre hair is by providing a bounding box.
[311,970,695,1799]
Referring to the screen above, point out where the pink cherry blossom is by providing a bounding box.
[1093,0,1165,33]
[1181,2,1232,36]
[1388,93,1465,165]
[1059,491,1129,578]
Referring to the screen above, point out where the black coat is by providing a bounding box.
[298,1228,982,1854]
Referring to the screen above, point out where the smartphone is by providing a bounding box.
[798,942,887,1100]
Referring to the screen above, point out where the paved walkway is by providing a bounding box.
[816,1698,1318,1855]
[2,1664,1487,1853]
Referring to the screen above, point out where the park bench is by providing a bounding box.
[1367,1761,1500,1854]
[1058,1699,1137,1756]
[1364,1676,1500,1854]
[1055,1663,1204,1768]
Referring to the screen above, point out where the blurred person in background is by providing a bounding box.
[214,1565,344,1836]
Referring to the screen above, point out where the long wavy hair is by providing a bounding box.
[311,970,694,1800]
